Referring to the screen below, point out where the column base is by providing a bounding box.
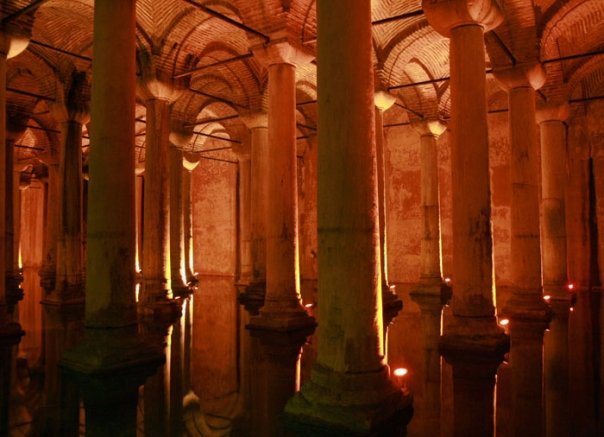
[411,277,452,307]
[238,281,266,316]
[285,364,413,436]
[382,284,403,327]
[248,304,316,332]
[186,273,199,286]
[60,326,165,375]
[6,273,24,311]
[0,320,24,347]
[440,316,509,437]
[39,269,56,294]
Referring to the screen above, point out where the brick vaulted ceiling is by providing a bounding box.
[2,0,604,166]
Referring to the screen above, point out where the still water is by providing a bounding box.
[6,277,316,436]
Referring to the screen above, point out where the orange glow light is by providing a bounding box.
[499,318,509,327]
[543,295,551,302]
[568,283,575,291]
[393,368,408,377]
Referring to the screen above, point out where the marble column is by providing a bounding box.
[248,41,314,330]
[539,102,574,437]
[0,26,28,436]
[169,145,189,297]
[495,64,551,437]
[410,119,448,437]
[285,1,412,433]
[182,153,199,285]
[423,1,509,435]
[140,95,174,313]
[48,71,89,305]
[40,155,60,294]
[61,0,162,375]
[233,140,252,286]
[239,112,268,315]
[5,126,26,311]
[374,91,403,328]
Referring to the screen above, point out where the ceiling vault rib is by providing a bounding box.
[1,0,50,25]
[174,53,254,79]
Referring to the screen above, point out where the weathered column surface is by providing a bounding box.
[409,119,447,437]
[495,64,550,437]
[539,102,572,437]
[233,140,252,286]
[168,144,189,297]
[138,55,182,316]
[423,1,509,436]
[374,91,403,328]
[40,152,60,294]
[182,152,199,285]
[46,71,90,306]
[61,0,163,375]
[285,1,412,434]
[247,41,313,330]
[239,112,268,315]
[5,123,26,311]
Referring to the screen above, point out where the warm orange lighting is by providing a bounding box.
[499,318,509,327]
[444,277,451,284]
[568,283,575,291]
[305,303,314,308]
[543,295,551,302]
[393,367,408,377]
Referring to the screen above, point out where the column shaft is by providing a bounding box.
[539,113,571,437]
[84,0,137,327]
[5,137,22,307]
[182,168,195,283]
[449,24,494,318]
[286,1,411,434]
[40,161,60,293]
[420,133,442,280]
[250,126,268,285]
[54,120,84,301]
[238,155,252,283]
[169,146,186,295]
[375,108,389,287]
[505,84,549,437]
[142,98,171,303]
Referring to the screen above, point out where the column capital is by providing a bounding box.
[536,101,569,124]
[183,152,200,172]
[50,70,91,124]
[137,49,184,103]
[493,62,546,91]
[374,91,396,111]
[240,110,268,129]
[251,38,313,68]
[412,119,447,138]
[422,0,503,37]
[0,26,29,59]
[169,129,193,149]
[232,141,251,161]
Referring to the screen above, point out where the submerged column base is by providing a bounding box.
[60,325,164,375]
[440,317,509,437]
[382,284,403,327]
[285,364,413,436]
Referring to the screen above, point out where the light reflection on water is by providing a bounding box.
[5,276,311,436]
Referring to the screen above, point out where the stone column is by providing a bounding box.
[233,140,252,286]
[422,2,509,436]
[39,154,60,294]
[0,26,29,436]
[410,119,448,437]
[285,1,412,433]
[5,126,26,311]
[494,64,551,437]
[239,112,268,315]
[538,102,572,437]
[248,41,314,330]
[374,91,402,328]
[168,144,188,297]
[48,71,90,305]
[61,0,162,375]
[138,57,181,315]
[182,153,199,285]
